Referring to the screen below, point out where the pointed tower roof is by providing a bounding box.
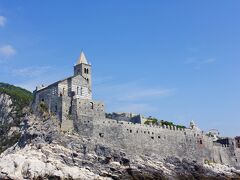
[76,51,88,65]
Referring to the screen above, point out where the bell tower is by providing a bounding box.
[74,51,92,89]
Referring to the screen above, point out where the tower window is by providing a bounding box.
[84,68,89,74]
[90,102,94,109]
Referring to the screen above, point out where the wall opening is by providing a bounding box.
[200,140,203,144]
[99,133,104,138]
[90,102,94,109]
[158,136,161,139]
[151,137,154,140]
[130,130,132,133]
[55,105,57,113]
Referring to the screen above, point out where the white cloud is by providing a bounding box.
[11,66,51,77]
[96,82,175,102]
[201,58,216,64]
[0,45,16,58]
[93,75,113,85]
[119,88,174,101]
[0,16,6,27]
[95,80,175,115]
[185,57,216,69]
[115,103,158,114]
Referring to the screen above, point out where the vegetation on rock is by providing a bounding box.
[144,117,186,129]
[0,82,33,117]
[0,82,33,154]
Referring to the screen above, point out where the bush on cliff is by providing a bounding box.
[0,82,33,117]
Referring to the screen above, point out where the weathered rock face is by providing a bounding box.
[0,115,239,180]
[0,93,14,125]
[0,93,21,153]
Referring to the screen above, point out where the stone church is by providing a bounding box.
[32,52,105,131]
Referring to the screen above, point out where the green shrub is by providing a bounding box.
[0,82,33,117]
[39,101,48,113]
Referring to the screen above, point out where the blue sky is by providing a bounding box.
[0,1,240,137]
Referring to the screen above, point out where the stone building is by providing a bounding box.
[236,137,240,148]
[32,52,240,169]
[32,51,105,131]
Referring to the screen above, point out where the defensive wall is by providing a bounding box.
[72,112,240,168]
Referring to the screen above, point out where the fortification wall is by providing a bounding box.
[73,117,240,168]
[236,149,240,169]
[213,144,239,168]
[74,117,213,163]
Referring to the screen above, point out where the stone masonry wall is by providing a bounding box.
[73,115,240,168]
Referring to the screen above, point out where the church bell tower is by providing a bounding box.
[74,51,92,89]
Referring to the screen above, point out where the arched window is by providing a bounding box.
[90,102,94,109]
[86,69,89,74]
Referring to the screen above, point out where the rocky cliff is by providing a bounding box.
[0,83,240,179]
[0,83,33,153]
